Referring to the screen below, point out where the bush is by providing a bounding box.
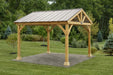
[21,34,47,41]
[93,43,100,50]
[71,39,87,48]
[60,37,65,44]
[6,34,17,50]
[21,34,32,41]
[91,47,97,54]
[71,39,77,48]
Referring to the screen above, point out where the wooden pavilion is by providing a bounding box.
[14,8,92,66]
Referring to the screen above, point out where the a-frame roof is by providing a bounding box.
[15,8,81,22]
[15,8,92,25]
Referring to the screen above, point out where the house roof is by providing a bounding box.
[14,8,82,23]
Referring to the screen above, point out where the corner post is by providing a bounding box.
[47,26,50,53]
[88,25,92,57]
[16,25,21,60]
[64,24,70,66]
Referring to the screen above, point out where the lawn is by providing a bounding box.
[0,40,113,75]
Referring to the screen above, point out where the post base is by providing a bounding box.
[88,54,92,57]
[64,62,70,66]
[47,51,51,54]
[16,56,21,60]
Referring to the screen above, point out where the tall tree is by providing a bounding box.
[109,18,113,34]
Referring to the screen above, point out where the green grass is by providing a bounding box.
[0,40,113,75]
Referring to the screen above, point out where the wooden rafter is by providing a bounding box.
[68,10,82,22]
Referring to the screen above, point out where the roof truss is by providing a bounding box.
[68,9,92,25]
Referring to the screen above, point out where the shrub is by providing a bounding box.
[97,31,103,42]
[91,47,97,54]
[60,37,65,44]
[71,39,77,48]
[93,43,100,50]
[6,34,17,51]
[21,34,47,41]
[21,34,32,41]
[71,39,87,48]
[103,33,113,56]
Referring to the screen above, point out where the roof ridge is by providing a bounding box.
[32,8,82,13]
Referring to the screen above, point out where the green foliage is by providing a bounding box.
[97,31,103,42]
[60,36,65,44]
[109,18,113,34]
[91,47,97,54]
[93,43,100,50]
[53,26,62,40]
[69,28,81,44]
[71,39,87,48]
[4,26,12,39]
[103,33,113,55]
[21,34,47,41]
[26,26,32,34]
[33,26,46,38]
[6,34,17,49]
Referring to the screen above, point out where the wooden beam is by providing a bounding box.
[80,12,82,21]
[49,25,56,32]
[82,16,86,22]
[81,25,89,32]
[68,21,91,25]
[68,25,73,34]
[82,9,93,24]
[47,26,50,53]
[88,25,92,57]
[77,15,81,22]
[15,21,68,25]
[16,25,21,60]
[19,25,25,31]
[64,24,70,66]
[43,26,48,31]
[58,24,66,34]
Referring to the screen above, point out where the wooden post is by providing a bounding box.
[47,26,50,53]
[64,24,70,66]
[16,25,21,60]
[88,26,92,57]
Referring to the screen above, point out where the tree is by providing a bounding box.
[97,30,103,42]
[4,25,12,39]
[103,33,113,56]
[109,18,113,34]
